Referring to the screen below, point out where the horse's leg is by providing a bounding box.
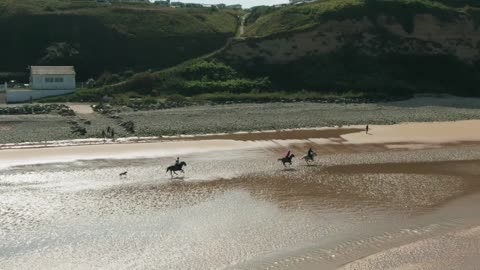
[181,169,185,174]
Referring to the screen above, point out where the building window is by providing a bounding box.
[45,77,64,83]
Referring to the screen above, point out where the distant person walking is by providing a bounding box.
[101,130,106,143]
[111,128,115,141]
[366,125,369,134]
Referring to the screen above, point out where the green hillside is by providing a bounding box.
[244,0,477,37]
[218,0,480,97]
[0,0,240,80]
[8,0,480,104]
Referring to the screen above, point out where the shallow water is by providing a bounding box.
[1,144,480,269]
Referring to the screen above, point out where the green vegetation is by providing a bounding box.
[245,5,276,26]
[6,0,480,105]
[230,51,480,97]
[220,0,480,98]
[192,91,375,103]
[40,60,272,103]
[245,0,463,36]
[0,0,240,80]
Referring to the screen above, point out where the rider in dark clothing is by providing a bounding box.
[175,157,180,166]
[285,150,291,159]
[308,148,315,160]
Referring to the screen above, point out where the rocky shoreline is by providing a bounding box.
[1,97,480,145]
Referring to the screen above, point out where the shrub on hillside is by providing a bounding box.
[182,78,270,95]
[125,72,155,94]
[95,72,123,87]
[165,94,187,103]
[181,61,238,81]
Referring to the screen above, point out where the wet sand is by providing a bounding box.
[343,120,480,144]
[1,120,480,269]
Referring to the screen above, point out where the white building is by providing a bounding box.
[30,66,76,90]
[6,66,77,103]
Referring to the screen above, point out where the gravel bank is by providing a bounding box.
[1,97,480,144]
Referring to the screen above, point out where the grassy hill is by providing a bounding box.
[54,0,480,105]
[244,0,479,37]
[0,0,240,80]
[218,0,480,97]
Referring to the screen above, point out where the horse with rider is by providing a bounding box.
[278,148,317,167]
[302,148,317,164]
[166,157,187,177]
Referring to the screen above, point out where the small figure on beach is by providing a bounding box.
[366,125,369,134]
[119,171,127,177]
[111,128,115,141]
[284,150,292,159]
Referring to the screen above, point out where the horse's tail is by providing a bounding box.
[166,167,170,173]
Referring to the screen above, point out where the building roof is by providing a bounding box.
[31,66,76,75]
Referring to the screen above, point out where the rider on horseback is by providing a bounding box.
[175,157,180,166]
[167,158,187,177]
[307,148,316,160]
[285,150,292,159]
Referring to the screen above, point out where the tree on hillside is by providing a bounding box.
[38,42,80,66]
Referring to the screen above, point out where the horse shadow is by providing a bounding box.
[282,168,296,172]
[170,176,186,181]
[305,164,319,167]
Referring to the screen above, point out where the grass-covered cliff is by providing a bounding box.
[0,0,240,80]
[244,0,480,37]
[219,0,480,97]
[7,0,480,104]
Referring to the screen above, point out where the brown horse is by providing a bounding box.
[278,154,295,167]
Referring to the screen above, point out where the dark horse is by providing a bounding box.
[278,154,295,167]
[166,161,187,177]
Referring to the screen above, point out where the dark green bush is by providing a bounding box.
[125,72,155,94]
[165,94,187,103]
[181,60,238,81]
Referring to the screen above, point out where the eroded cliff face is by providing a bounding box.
[221,14,480,65]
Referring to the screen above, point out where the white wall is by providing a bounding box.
[6,89,75,103]
[32,74,76,90]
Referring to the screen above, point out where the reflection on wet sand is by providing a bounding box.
[1,125,480,269]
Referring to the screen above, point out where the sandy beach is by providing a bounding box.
[1,119,480,269]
